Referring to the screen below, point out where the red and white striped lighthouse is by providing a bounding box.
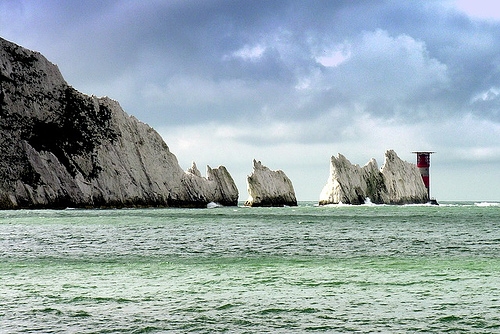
[412,151,434,200]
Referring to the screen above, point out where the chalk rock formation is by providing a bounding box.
[380,150,428,204]
[244,160,297,207]
[0,37,238,208]
[183,162,239,207]
[319,150,428,205]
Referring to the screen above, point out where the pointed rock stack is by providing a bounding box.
[245,160,297,207]
[319,150,428,205]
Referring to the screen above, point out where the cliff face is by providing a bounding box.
[0,37,238,209]
[244,160,297,207]
[319,150,428,205]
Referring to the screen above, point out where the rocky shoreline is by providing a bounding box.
[0,37,429,209]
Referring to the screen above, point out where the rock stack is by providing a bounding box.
[245,160,297,207]
[319,150,428,205]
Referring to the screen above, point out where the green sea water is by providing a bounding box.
[1,202,499,333]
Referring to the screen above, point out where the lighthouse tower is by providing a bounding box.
[412,151,434,201]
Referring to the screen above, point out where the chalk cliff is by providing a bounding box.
[244,160,297,207]
[319,150,428,205]
[0,37,238,209]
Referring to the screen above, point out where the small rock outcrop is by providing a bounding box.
[319,150,428,205]
[244,160,297,207]
[183,162,239,207]
[0,37,238,209]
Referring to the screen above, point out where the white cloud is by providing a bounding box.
[347,30,449,101]
[316,44,351,67]
[471,87,500,103]
[292,30,451,123]
[453,0,500,21]
[227,44,266,61]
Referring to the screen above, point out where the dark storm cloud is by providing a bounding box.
[3,1,500,127]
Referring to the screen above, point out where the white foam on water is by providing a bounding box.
[475,202,500,207]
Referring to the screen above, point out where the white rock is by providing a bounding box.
[380,149,428,204]
[319,150,428,205]
[244,160,297,207]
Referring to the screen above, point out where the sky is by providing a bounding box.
[1,0,500,201]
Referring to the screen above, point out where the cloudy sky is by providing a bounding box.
[1,0,500,201]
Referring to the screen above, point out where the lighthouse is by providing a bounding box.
[412,151,436,204]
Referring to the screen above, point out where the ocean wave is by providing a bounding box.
[474,202,500,207]
[206,202,223,208]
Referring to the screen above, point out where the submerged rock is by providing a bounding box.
[0,37,238,209]
[319,150,427,205]
[244,160,297,207]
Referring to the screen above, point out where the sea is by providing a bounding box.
[1,201,499,333]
